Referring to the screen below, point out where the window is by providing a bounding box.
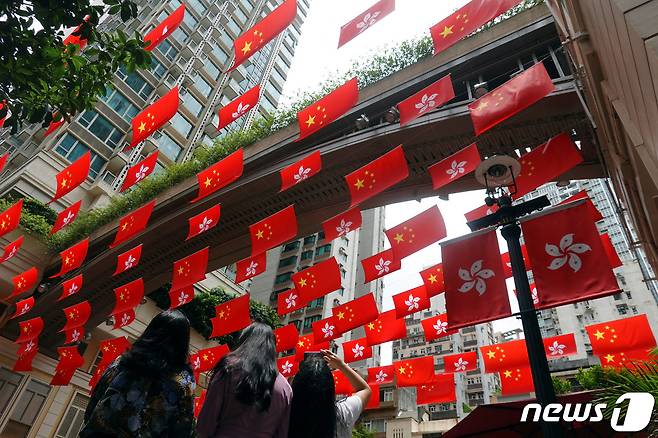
[1,377,51,437]
[274,272,292,284]
[77,110,124,149]
[278,256,297,268]
[303,315,321,329]
[318,231,325,240]
[240,0,254,11]
[300,250,313,260]
[210,42,229,65]
[290,320,302,331]
[193,74,213,95]
[383,388,394,402]
[234,7,248,24]
[203,59,221,80]
[100,88,139,122]
[172,27,189,43]
[55,393,90,438]
[616,304,629,315]
[181,91,203,117]
[150,58,167,79]
[315,244,332,257]
[227,17,242,36]
[283,241,300,252]
[340,268,346,278]
[116,68,155,100]
[55,134,107,178]
[157,132,182,161]
[187,0,206,15]
[303,235,315,245]
[183,11,199,29]
[170,112,193,137]
[0,367,23,418]
[220,31,233,50]
[157,39,178,61]
[307,297,324,309]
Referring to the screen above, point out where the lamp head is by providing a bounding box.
[475,154,521,188]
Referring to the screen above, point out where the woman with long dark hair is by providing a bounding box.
[196,322,292,438]
[289,350,371,438]
[80,309,195,437]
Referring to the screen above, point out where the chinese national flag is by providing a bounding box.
[191,149,244,203]
[51,200,82,234]
[500,367,534,395]
[52,152,90,202]
[50,238,89,278]
[312,316,341,344]
[342,338,372,363]
[13,347,38,372]
[113,244,142,276]
[558,190,603,222]
[0,152,8,172]
[333,370,355,395]
[598,349,653,370]
[218,86,260,130]
[480,339,529,373]
[0,235,23,263]
[297,78,359,140]
[63,18,89,50]
[345,145,409,208]
[295,334,329,361]
[398,74,454,127]
[419,262,444,297]
[144,4,185,51]
[169,286,194,310]
[171,247,209,291]
[51,346,84,386]
[513,133,583,198]
[121,151,159,192]
[61,300,91,331]
[249,205,297,256]
[0,199,22,238]
[586,314,656,355]
[600,233,622,269]
[442,229,511,329]
[468,62,555,135]
[385,205,446,262]
[430,0,521,55]
[365,384,380,410]
[501,244,531,278]
[110,200,155,248]
[58,274,83,301]
[230,0,297,70]
[16,317,44,343]
[361,248,401,283]
[421,313,457,342]
[112,278,144,315]
[332,293,379,334]
[322,208,362,242]
[187,204,221,240]
[99,337,131,366]
[428,143,481,190]
[393,285,430,319]
[190,344,229,376]
[113,309,136,330]
[44,117,64,138]
[521,201,619,308]
[235,252,266,283]
[368,365,394,384]
[417,374,456,404]
[443,351,478,373]
[338,0,395,48]
[210,294,252,338]
[464,203,498,222]
[292,257,342,302]
[194,390,207,418]
[274,324,299,353]
[280,150,322,191]
[277,355,299,378]
[365,310,407,346]
[544,333,578,359]
[394,356,435,387]
[277,288,307,316]
[10,266,39,299]
[10,296,34,319]
[129,87,179,147]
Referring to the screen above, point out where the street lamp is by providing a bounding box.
[468,154,562,438]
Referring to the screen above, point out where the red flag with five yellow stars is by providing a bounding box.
[443,351,478,373]
[338,0,395,48]
[210,294,252,338]
[297,78,359,140]
[280,150,322,192]
[365,309,407,346]
[171,247,209,291]
[129,86,179,148]
[312,316,341,344]
[420,313,457,342]
[428,143,481,190]
[190,344,229,377]
[10,266,38,299]
[479,339,529,373]
[144,4,185,51]
[385,205,446,262]
[0,199,22,239]
[274,323,299,353]
[277,288,307,316]
[113,244,142,276]
[332,293,379,335]
[430,0,522,55]
[416,373,456,404]
[121,151,159,192]
[500,366,534,395]
[333,370,355,395]
[50,238,89,278]
[191,149,244,203]
[61,300,91,331]
[361,248,401,283]
[10,296,34,320]
[292,257,342,302]
[294,334,329,361]
[169,286,194,310]
[187,204,221,240]
[230,0,297,70]
[345,145,409,208]
[585,314,656,355]
[277,355,299,379]
[51,345,85,386]
[218,86,260,130]
[322,207,362,242]
[235,252,266,283]
[392,285,430,319]
[51,152,90,202]
[1,235,23,264]
[112,278,144,315]
[51,200,82,234]
[398,74,454,127]
[16,316,44,343]
[367,365,394,384]
[90,337,132,389]
[419,262,444,297]
[597,349,653,370]
[393,356,434,387]
[249,205,297,256]
[110,200,155,248]
[58,273,83,301]
[342,338,372,363]
[194,390,207,418]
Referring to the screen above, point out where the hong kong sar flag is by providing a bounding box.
[322,208,362,242]
[187,204,221,240]
[361,248,401,283]
[421,313,457,342]
[249,205,297,256]
[312,316,341,344]
[218,86,260,130]
[280,150,322,192]
[443,351,477,373]
[51,200,82,234]
[342,338,372,363]
[521,201,620,308]
[235,252,266,283]
[297,78,359,140]
[428,143,481,190]
[385,205,446,262]
[144,4,185,51]
[277,288,307,316]
[442,229,511,329]
[392,285,430,319]
[398,74,454,127]
[368,365,394,385]
[337,0,395,48]
[121,151,159,192]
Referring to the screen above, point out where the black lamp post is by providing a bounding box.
[467,154,562,438]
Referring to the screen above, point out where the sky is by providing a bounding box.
[280,0,523,365]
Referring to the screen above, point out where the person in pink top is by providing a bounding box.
[196,322,292,438]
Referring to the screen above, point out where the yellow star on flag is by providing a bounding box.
[503,370,512,378]
[241,41,252,55]
[305,114,315,127]
[439,25,454,38]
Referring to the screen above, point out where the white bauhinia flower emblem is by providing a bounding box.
[404,293,420,311]
[335,219,352,236]
[178,290,189,305]
[446,160,468,180]
[67,283,78,296]
[414,93,439,114]
[293,166,312,184]
[321,322,335,338]
[124,254,136,270]
[199,216,213,232]
[454,357,469,371]
[19,303,30,315]
[24,340,35,352]
[352,343,365,358]
[135,164,150,182]
[246,261,258,277]
[375,257,391,275]
[546,233,591,273]
[193,356,201,370]
[71,329,81,342]
[458,260,495,296]
[356,11,381,32]
[162,25,168,36]
[6,246,17,259]
[121,313,131,327]
[375,370,387,383]
[282,360,293,375]
[433,320,448,335]
[231,102,250,119]
[548,340,566,356]
[531,287,539,305]
[285,293,298,309]
[63,211,75,225]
